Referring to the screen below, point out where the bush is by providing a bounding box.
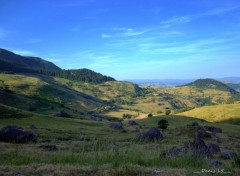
[165,109,171,115]
[158,119,169,130]
[148,113,153,118]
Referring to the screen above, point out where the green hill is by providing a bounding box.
[182,78,237,94]
[0,48,115,84]
[0,48,60,71]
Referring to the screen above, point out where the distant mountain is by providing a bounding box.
[0,48,60,72]
[226,83,240,92]
[128,79,194,87]
[218,77,240,84]
[182,78,237,94]
[0,48,115,83]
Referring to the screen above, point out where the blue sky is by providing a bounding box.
[1,0,240,80]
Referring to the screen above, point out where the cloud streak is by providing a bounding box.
[161,6,240,27]
[101,28,147,38]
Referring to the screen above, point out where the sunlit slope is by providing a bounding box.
[0,73,106,117]
[178,104,240,122]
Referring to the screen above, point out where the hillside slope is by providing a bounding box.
[0,48,60,71]
[178,104,240,122]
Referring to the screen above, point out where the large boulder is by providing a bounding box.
[0,125,37,143]
[138,127,163,141]
[108,122,123,130]
[220,150,237,159]
[185,130,211,157]
[128,120,138,126]
[197,127,211,138]
[206,143,221,154]
[204,126,222,133]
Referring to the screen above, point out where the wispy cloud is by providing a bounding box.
[161,6,240,27]
[13,49,35,56]
[101,28,147,38]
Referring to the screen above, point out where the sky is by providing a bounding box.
[0,0,240,80]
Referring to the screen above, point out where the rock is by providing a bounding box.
[204,126,222,133]
[163,145,188,157]
[191,122,199,126]
[185,130,211,157]
[206,143,221,154]
[30,124,37,129]
[131,127,140,133]
[235,143,240,148]
[108,122,123,130]
[197,127,211,138]
[153,170,161,174]
[0,125,37,143]
[221,150,237,159]
[138,127,163,141]
[210,160,224,167]
[39,144,58,151]
[128,120,138,126]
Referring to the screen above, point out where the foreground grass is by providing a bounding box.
[0,105,240,175]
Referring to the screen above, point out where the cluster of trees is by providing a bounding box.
[39,68,115,83]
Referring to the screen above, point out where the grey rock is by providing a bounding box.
[207,143,221,154]
[108,122,123,129]
[221,150,237,159]
[0,125,37,143]
[210,160,224,167]
[39,144,57,151]
[138,127,163,141]
[191,122,199,126]
[204,126,222,133]
[128,120,138,126]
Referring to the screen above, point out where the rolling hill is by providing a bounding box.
[178,104,240,122]
[0,48,115,83]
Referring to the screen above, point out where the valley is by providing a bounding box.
[0,49,240,175]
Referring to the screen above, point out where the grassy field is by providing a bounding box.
[0,104,240,175]
[178,104,240,122]
[1,73,240,175]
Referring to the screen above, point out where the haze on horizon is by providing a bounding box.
[0,0,240,80]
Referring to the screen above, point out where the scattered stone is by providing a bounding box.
[206,143,221,154]
[185,130,211,157]
[131,127,140,133]
[210,160,224,167]
[0,125,37,143]
[153,169,161,174]
[128,120,138,126]
[39,144,58,151]
[197,127,211,138]
[30,124,37,129]
[217,138,222,143]
[162,145,188,157]
[221,150,237,159]
[191,122,199,126]
[108,122,123,130]
[204,126,222,133]
[235,143,240,148]
[138,127,163,141]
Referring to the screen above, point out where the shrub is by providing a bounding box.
[158,119,169,130]
[165,109,171,115]
[148,113,153,118]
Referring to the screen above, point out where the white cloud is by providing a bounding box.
[101,27,147,38]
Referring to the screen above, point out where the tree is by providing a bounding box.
[165,109,171,115]
[158,119,169,130]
